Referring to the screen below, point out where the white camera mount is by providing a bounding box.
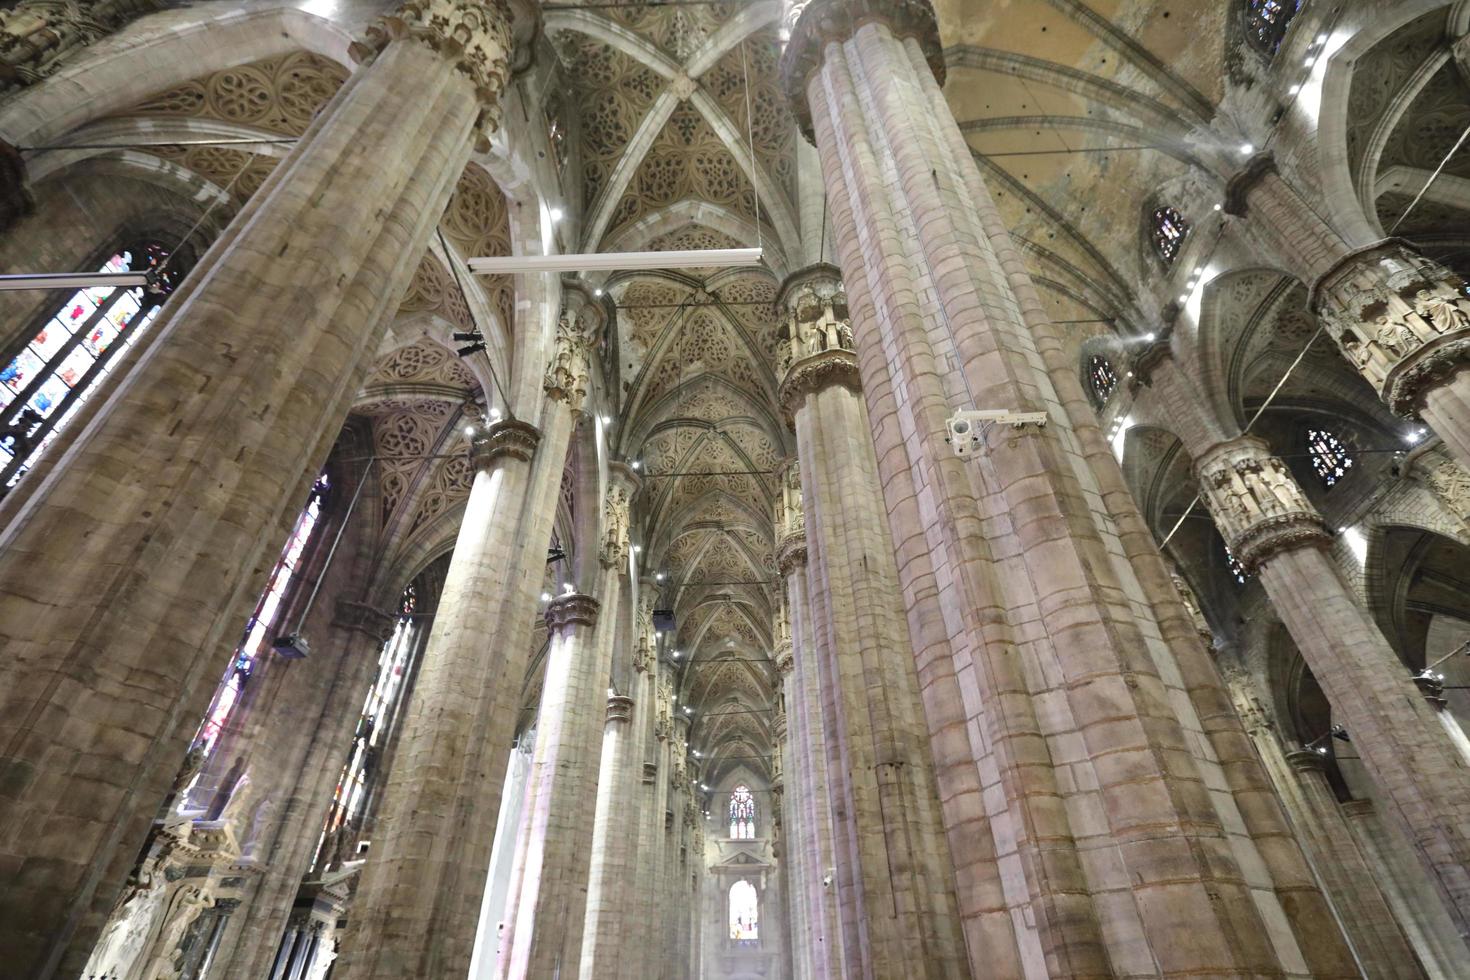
[945,409,1048,457]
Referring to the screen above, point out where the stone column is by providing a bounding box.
[777,514,844,980]
[662,717,690,976]
[579,692,636,978]
[771,630,811,980]
[636,673,674,980]
[1227,159,1470,472]
[783,4,1350,975]
[620,590,659,980]
[775,264,965,978]
[0,2,526,973]
[1194,432,1470,940]
[340,314,587,978]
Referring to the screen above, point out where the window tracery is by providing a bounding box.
[1307,428,1353,488]
[0,243,180,491]
[1088,354,1118,403]
[1151,206,1189,265]
[193,472,330,755]
[729,784,756,839]
[1245,0,1299,55]
[1225,544,1248,585]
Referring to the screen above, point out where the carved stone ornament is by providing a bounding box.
[776,532,808,576]
[606,693,634,724]
[778,349,862,425]
[779,0,945,142]
[1314,241,1470,416]
[543,309,592,412]
[774,641,795,676]
[633,591,655,673]
[469,417,541,470]
[773,457,805,547]
[1408,443,1470,522]
[1194,434,1330,571]
[600,484,631,567]
[0,0,160,91]
[544,591,599,632]
[350,0,516,150]
[1285,747,1329,773]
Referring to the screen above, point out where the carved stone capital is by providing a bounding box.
[349,0,522,150]
[1128,329,1174,392]
[469,417,541,470]
[779,0,945,142]
[1222,153,1278,218]
[1195,435,1330,571]
[1313,240,1470,416]
[776,532,808,576]
[643,761,658,783]
[600,483,631,567]
[779,348,862,425]
[331,599,398,642]
[606,693,634,724]
[543,307,592,412]
[545,591,599,632]
[1285,747,1329,774]
[773,456,805,544]
[774,641,795,677]
[1340,798,1374,818]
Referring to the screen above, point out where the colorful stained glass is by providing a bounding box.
[193,474,330,755]
[1246,0,1299,55]
[0,243,179,491]
[1226,544,1248,585]
[1089,354,1118,402]
[1308,428,1353,488]
[1152,206,1189,265]
[729,785,756,840]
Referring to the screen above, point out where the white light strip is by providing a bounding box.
[0,272,149,291]
[466,248,763,275]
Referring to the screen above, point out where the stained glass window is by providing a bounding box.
[1089,354,1118,403]
[729,784,756,840]
[192,472,330,756]
[1151,206,1189,265]
[1246,0,1299,55]
[0,243,179,492]
[1225,544,1248,585]
[1308,428,1353,488]
[314,583,424,870]
[729,880,759,945]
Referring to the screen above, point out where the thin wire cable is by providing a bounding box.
[19,137,299,152]
[1388,117,1470,234]
[436,227,515,417]
[158,159,251,278]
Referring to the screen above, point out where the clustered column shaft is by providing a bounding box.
[0,1,518,972]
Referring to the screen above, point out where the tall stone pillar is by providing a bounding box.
[500,464,632,978]
[1227,159,1470,472]
[1224,667,1422,976]
[339,315,587,978]
[579,691,635,977]
[783,4,1354,975]
[774,476,843,980]
[0,2,528,973]
[776,265,966,978]
[621,591,660,980]
[1193,432,1470,940]
[662,717,690,977]
[771,597,812,980]
[636,674,674,979]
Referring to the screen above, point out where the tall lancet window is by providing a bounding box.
[729,880,759,945]
[0,242,179,491]
[1151,206,1189,266]
[729,784,756,840]
[193,473,331,755]
[314,583,424,869]
[1307,428,1353,488]
[1246,0,1299,55]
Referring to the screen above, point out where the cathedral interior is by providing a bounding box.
[6,0,1470,977]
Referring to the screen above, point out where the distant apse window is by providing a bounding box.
[729,784,756,840]
[1151,206,1189,266]
[1246,0,1300,55]
[729,880,759,946]
[1225,544,1248,585]
[1308,428,1353,488]
[1089,354,1118,403]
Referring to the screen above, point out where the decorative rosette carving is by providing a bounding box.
[1195,435,1330,572]
[350,0,518,150]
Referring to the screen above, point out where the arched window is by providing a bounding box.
[1307,428,1353,488]
[729,880,759,945]
[1245,0,1299,55]
[1088,354,1118,403]
[314,582,424,869]
[0,242,180,491]
[729,784,756,840]
[193,472,331,755]
[1225,544,1248,585]
[1151,206,1189,266]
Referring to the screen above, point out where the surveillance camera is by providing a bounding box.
[946,409,1049,458]
[945,415,979,457]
